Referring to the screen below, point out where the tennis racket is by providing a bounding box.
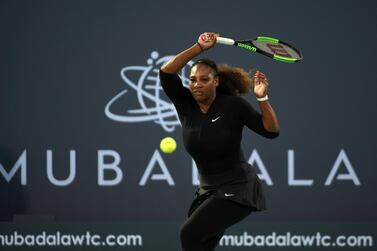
[216,36,303,63]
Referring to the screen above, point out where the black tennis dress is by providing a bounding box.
[159,70,279,211]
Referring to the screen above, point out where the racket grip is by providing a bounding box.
[216,37,235,45]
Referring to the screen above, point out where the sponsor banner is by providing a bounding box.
[0,222,375,250]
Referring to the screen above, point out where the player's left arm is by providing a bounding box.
[253,71,280,133]
[258,101,279,133]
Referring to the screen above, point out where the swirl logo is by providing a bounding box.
[105,51,193,132]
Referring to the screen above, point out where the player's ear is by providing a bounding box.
[214,76,219,86]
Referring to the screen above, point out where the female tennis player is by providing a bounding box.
[159,32,280,251]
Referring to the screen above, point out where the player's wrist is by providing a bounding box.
[256,95,268,102]
[196,42,204,52]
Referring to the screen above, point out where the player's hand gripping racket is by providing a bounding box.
[216,36,303,63]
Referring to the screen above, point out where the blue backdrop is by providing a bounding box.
[1,0,376,250]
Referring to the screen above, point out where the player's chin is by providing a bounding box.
[192,93,206,102]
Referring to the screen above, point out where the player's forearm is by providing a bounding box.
[258,101,280,132]
[160,43,202,74]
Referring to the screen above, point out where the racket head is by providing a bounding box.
[238,36,303,63]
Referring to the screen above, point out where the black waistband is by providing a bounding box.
[198,165,246,188]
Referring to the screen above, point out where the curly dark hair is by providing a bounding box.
[192,58,253,96]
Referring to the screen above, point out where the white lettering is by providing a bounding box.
[47,150,76,186]
[98,150,123,186]
[248,149,273,185]
[288,150,314,186]
[192,160,199,186]
[325,149,360,185]
[139,150,175,186]
[0,150,27,185]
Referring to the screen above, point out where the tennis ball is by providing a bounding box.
[160,137,177,154]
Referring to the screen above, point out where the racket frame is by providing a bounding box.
[217,36,303,63]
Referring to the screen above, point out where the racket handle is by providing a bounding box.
[216,37,235,45]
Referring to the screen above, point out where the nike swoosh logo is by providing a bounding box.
[211,116,221,122]
[224,193,235,197]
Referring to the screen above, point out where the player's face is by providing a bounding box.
[189,64,218,103]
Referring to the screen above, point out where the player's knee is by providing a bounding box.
[180,222,201,248]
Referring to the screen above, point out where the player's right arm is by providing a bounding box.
[160,32,218,74]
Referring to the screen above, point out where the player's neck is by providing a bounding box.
[198,94,216,114]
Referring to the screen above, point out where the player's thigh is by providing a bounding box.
[183,197,252,235]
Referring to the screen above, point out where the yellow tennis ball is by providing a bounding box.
[160,137,177,154]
